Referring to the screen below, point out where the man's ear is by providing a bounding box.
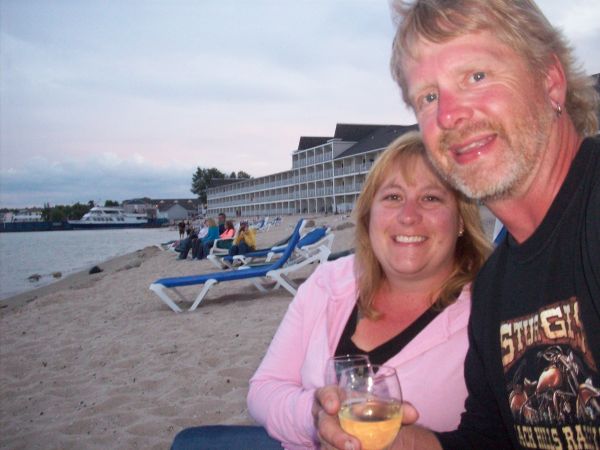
[545,54,567,107]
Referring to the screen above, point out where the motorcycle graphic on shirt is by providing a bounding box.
[501,297,600,448]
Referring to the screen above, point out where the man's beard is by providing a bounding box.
[429,114,551,201]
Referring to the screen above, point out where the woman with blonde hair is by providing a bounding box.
[172,131,492,449]
[191,218,220,260]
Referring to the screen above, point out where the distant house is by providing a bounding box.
[121,198,156,217]
[154,199,201,222]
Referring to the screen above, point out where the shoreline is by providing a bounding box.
[0,246,161,313]
[0,215,351,449]
[0,212,496,449]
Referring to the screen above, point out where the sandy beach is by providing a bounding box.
[0,215,359,450]
[0,211,496,450]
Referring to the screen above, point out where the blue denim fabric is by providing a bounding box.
[171,425,282,450]
[228,242,254,256]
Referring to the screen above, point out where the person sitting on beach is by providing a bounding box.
[191,218,220,260]
[170,132,492,449]
[217,212,226,235]
[196,219,209,240]
[228,221,256,257]
[220,220,235,239]
[176,226,199,260]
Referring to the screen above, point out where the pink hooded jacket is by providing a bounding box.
[247,255,470,449]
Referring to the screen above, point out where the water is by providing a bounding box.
[0,228,179,300]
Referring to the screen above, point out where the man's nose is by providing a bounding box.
[437,90,472,129]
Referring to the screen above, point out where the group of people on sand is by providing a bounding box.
[171,0,599,449]
[175,212,257,261]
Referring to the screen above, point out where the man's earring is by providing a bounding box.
[555,103,563,117]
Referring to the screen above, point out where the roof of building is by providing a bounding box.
[332,123,392,142]
[336,124,419,158]
[297,136,332,150]
[153,198,201,212]
[295,123,415,153]
[122,198,153,205]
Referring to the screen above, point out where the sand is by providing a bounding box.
[0,215,358,450]
[0,210,496,450]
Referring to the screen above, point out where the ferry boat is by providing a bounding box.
[68,206,151,229]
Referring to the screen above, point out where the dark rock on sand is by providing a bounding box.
[335,222,355,231]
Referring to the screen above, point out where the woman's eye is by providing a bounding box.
[423,195,441,202]
[384,193,400,201]
[472,71,485,82]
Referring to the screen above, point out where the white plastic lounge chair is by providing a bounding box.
[207,224,328,270]
[257,217,271,232]
[208,238,234,256]
[234,226,333,266]
[206,221,308,270]
[149,219,331,312]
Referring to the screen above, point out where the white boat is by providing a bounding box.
[68,206,150,229]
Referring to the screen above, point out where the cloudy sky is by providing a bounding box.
[1,1,599,208]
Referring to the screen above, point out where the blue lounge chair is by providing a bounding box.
[211,226,332,269]
[149,220,331,312]
[205,221,304,269]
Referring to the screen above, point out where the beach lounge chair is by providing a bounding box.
[207,225,332,269]
[205,221,306,269]
[235,226,333,265]
[256,216,271,232]
[149,220,331,312]
[208,238,234,256]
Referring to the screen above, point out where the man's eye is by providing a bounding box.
[425,92,438,103]
[472,72,485,82]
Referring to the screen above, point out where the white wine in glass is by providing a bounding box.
[325,354,370,385]
[338,364,403,450]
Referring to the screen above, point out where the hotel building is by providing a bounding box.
[206,123,417,218]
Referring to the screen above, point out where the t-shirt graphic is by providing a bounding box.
[501,297,600,449]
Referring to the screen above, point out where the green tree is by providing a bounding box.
[191,167,226,204]
[41,203,52,222]
[70,202,90,220]
[49,206,67,222]
[104,200,120,207]
[40,202,90,222]
[236,171,251,179]
[229,171,236,179]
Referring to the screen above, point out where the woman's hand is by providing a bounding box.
[313,385,359,450]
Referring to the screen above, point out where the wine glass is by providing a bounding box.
[337,364,403,450]
[325,354,370,385]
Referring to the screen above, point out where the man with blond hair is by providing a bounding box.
[315,0,599,448]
